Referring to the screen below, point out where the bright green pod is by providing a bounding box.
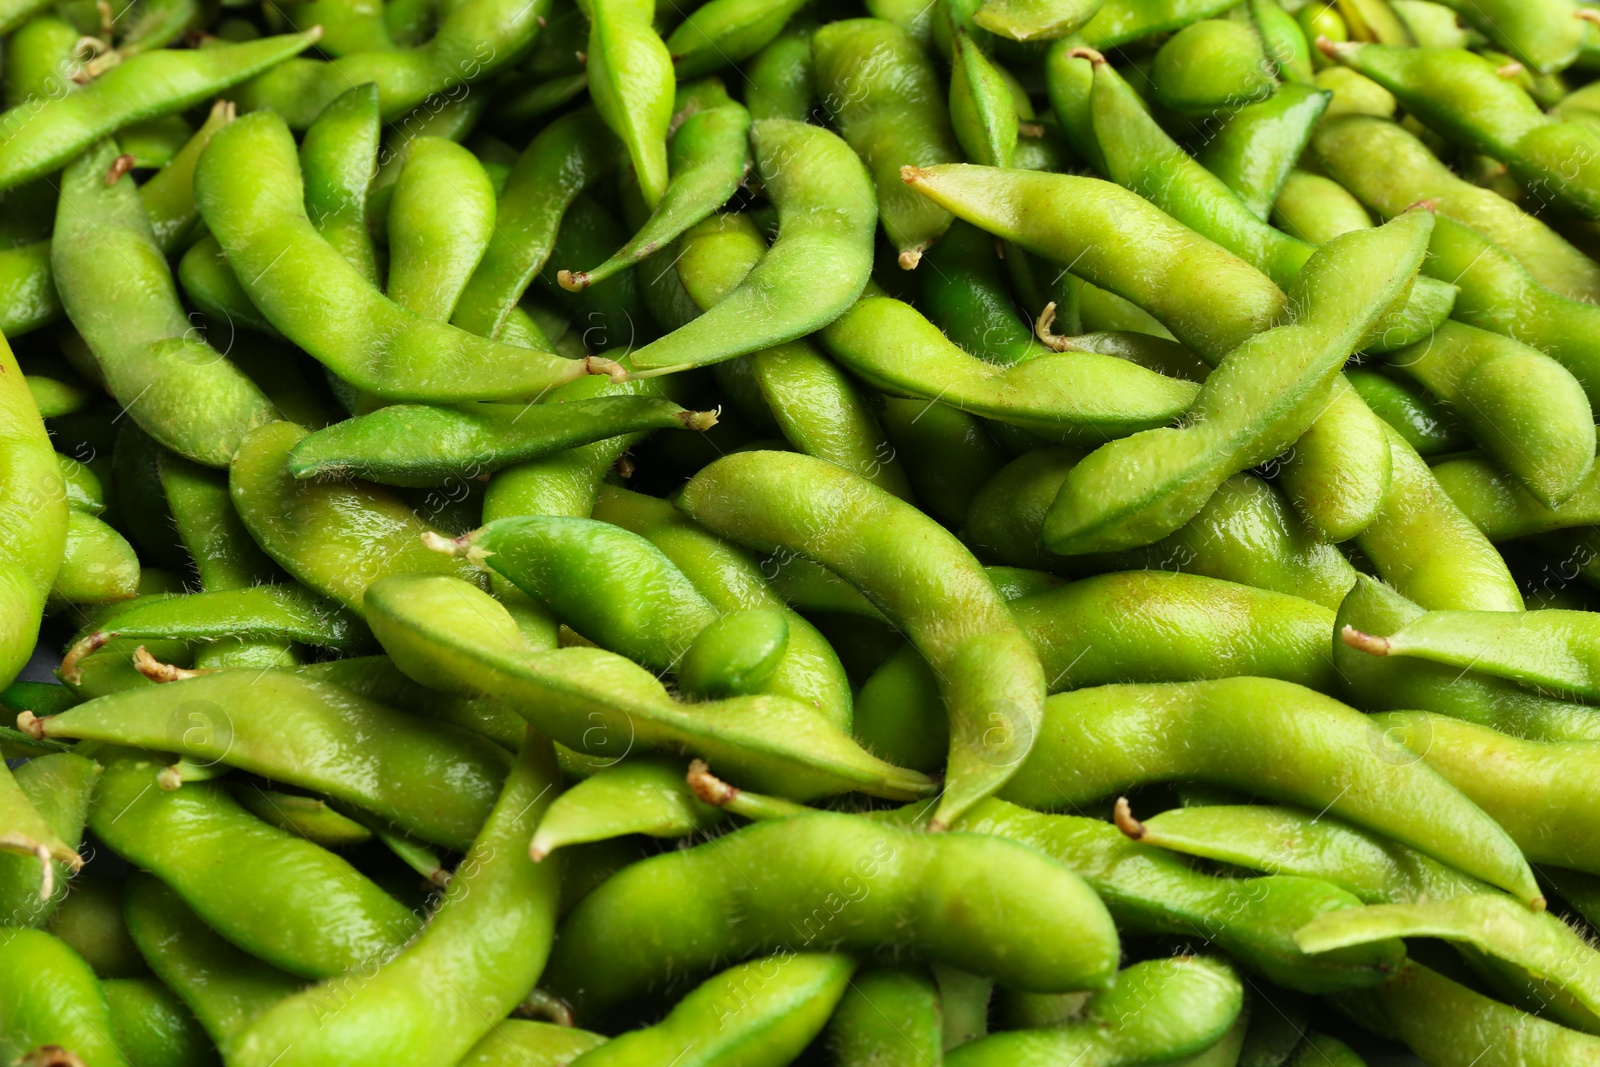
[528,757,721,859]
[121,874,306,1053]
[812,18,959,266]
[0,330,65,689]
[197,111,605,402]
[234,784,372,847]
[1354,423,1524,611]
[228,730,562,1067]
[1150,19,1275,113]
[1195,84,1330,220]
[921,218,1047,366]
[459,1022,606,1067]
[103,977,214,1067]
[1271,169,1373,246]
[947,957,1242,1067]
[570,954,855,1067]
[3,15,77,108]
[902,164,1286,363]
[680,449,1044,827]
[0,928,130,1067]
[1331,575,1600,742]
[67,585,365,653]
[176,235,278,337]
[284,394,709,486]
[1251,0,1314,82]
[949,21,1018,167]
[35,669,510,848]
[558,100,751,291]
[1410,0,1585,72]
[542,810,1120,1018]
[385,137,496,321]
[972,0,1102,40]
[818,294,1200,444]
[745,24,816,121]
[55,141,276,467]
[0,32,317,193]
[828,965,943,1067]
[1040,211,1432,555]
[584,0,673,206]
[1435,453,1600,540]
[1277,375,1393,543]
[364,573,934,800]
[678,607,789,698]
[1382,320,1594,507]
[228,421,485,616]
[666,0,808,77]
[0,754,96,929]
[91,753,414,979]
[137,98,235,254]
[50,510,140,605]
[1344,366,1469,457]
[1390,0,1468,47]
[1003,677,1542,905]
[1312,114,1600,304]
[627,119,875,374]
[1075,0,1238,49]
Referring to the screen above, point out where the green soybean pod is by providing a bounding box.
[1354,423,1524,611]
[228,729,561,1067]
[745,24,816,121]
[828,965,943,1067]
[0,754,96,928]
[1436,455,1600,541]
[1271,169,1373,246]
[1075,0,1239,49]
[1251,0,1314,82]
[103,977,214,1067]
[529,757,721,858]
[49,510,140,605]
[880,398,1008,525]
[138,98,236,255]
[583,0,673,206]
[228,421,484,615]
[667,0,809,77]
[122,874,303,1053]
[949,20,1018,168]
[1370,961,1600,1063]
[541,810,1120,1018]
[298,83,381,286]
[54,139,276,467]
[568,954,855,1067]
[1195,84,1330,220]
[1002,678,1542,906]
[1150,19,1274,114]
[0,32,318,193]
[1344,366,1469,457]
[0,927,130,1067]
[1276,376,1393,543]
[0,329,66,689]
[679,450,1045,828]
[812,18,960,267]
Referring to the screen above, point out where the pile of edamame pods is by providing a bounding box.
[17,0,1600,1062]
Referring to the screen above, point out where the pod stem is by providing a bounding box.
[1578,7,1600,26]
[676,407,720,432]
[1314,35,1358,61]
[1034,301,1082,353]
[1112,796,1146,841]
[0,834,54,900]
[104,153,135,185]
[555,269,589,293]
[513,988,575,1027]
[132,645,215,684]
[583,356,628,382]
[1065,46,1105,64]
[59,631,115,685]
[686,760,811,821]
[1339,625,1392,655]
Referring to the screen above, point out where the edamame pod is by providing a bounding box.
[541,810,1120,1016]
[679,450,1045,827]
[0,32,317,193]
[1345,366,1469,457]
[902,164,1286,363]
[385,137,497,322]
[102,976,213,1067]
[583,0,673,207]
[91,753,414,978]
[1271,169,1373,246]
[529,757,720,858]
[299,83,381,286]
[0,928,130,1067]
[945,956,1243,1067]
[229,729,562,1067]
[32,670,510,849]
[66,585,366,654]
[667,0,809,77]
[1075,0,1238,49]
[1002,678,1542,905]
[745,25,816,121]
[1276,375,1393,542]
[197,112,609,402]
[812,19,959,266]
[568,954,854,1067]
[1150,19,1274,113]
[0,754,94,924]
[1195,83,1331,220]
[827,965,943,1067]
[948,21,1017,168]
[1434,453,1600,541]
[364,573,934,800]
[627,120,875,374]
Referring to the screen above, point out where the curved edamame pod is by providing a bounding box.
[569,954,855,1067]
[1150,19,1274,114]
[102,976,213,1067]
[54,139,276,468]
[583,0,673,207]
[228,730,562,1067]
[197,111,609,402]
[1074,0,1237,49]
[945,957,1242,1067]
[1381,320,1594,508]
[0,928,130,1067]
[1276,375,1393,543]
[1271,168,1373,246]
[1002,678,1542,906]
[364,573,934,800]
[627,119,875,375]
[1040,211,1432,555]
[1312,114,1600,303]
[1331,575,1600,743]
[827,965,942,1067]
[1346,366,1469,457]
[0,755,94,926]
[560,97,751,291]
[745,24,816,122]
[385,137,496,321]
[679,450,1045,827]
[31,670,510,849]
[299,83,381,287]
[1195,83,1330,220]
[812,18,959,266]
[122,874,305,1052]
[529,757,720,858]
[233,0,548,127]
[66,584,366,654]
[49,508,140,606]
[283,394,711,486]
[541,810,1120,1017]
[819,293,1199,443]
[948,19,1017,168]
[1434,453,1600,541]
[667,0,809,77]
[902,164,1285,363]
[451,109,617,338]
[591,483,854,727]
[91,752,414,979]
[0,32,317,193]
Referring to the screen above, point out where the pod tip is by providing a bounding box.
[1113,796,1145,840]
[557,269,588,292]
[678,407,720,432]
[133,645,213,684]
[898,248,923,270]
[687,759,737,806]
[15,710,43,740]
[899,164,927,185]
[1340,625,1391,655]
[1065,45,1105,63]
